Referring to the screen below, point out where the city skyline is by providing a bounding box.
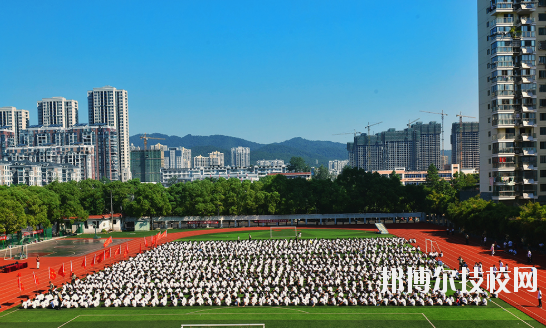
[0,1,478,146]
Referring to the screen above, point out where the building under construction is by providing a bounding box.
[347,122,441,171]
[130,149,164,183]
[450,122,479,169]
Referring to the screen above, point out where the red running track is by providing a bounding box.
[0,224,544,326]
[389,224,546,326]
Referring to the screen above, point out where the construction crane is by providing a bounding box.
[456,112,476,168]
[420,110,448,159]
[333,129,362,137]
[407,118,420,129]
[140,133,165,150]
[364,122,382,137]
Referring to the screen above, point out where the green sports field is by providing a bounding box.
[176,228,392,241]
[4,228,544,328]
[0,299,542,328]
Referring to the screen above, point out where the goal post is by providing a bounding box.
[181,325,265,328]
[270,226,297,239]
[3,245,28,260]
[425,239,440,254]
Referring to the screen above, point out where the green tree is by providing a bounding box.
[78,179,105,215]
[45,181,88,229]
[425,163,440,190]
[519,202,545,223]
[5,186,52,230]
[0,192,27,234]
[451,172,478,193]
[314,165,331,180]
[126,183,172,218]
[287,157,311,173]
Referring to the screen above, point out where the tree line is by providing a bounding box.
[1,156,543,247]
[0,159,480,235]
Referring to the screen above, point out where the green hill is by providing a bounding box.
[129,134,347,167]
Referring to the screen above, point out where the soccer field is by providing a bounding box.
[6,228,544,328]
[176,228,392,241]
[1,299,542,328]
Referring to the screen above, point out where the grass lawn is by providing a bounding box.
[8,228,542,327]
[176,228,392,241]
[1,299,542,328]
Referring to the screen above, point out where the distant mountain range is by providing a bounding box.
[129,134,348,167]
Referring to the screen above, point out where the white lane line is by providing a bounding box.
[490,299,534,327]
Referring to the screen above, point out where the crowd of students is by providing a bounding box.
[21,237,491,309]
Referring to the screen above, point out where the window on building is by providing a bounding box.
[488,159,491,164]
[541,155,546,163]
[541,85,546,92]
[488,145,492,150]
[541,99,546,107]
[541,184,546,192]
[488,131,491,137]
[540,13,546,21]
[540,71,546,78]
[488,90,491,96]
[541,28,546,35]
[541,170,546,178]
[542,113,546,121]
[542,127,546,135]
[541,142,546,149]
[487,49,490,55]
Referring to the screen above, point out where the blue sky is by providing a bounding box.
[0,1,478,146]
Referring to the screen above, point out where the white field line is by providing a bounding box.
[56,311,429,327]
[57,315,80,328]
[0,308,19,318]
[491,300,534,328]
[421,313,436,328]
[271,306,310,313]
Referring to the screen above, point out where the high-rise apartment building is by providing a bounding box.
[193,151,225,168]
[0,107,29,143]
[193,155,210,168]
[451,122,480,169]
[329,160,349,172]
[209,151,224,167]
[347,122,441,171]
[164,147,192,169]
[0,127,15,160]
[130,149,162,183]
[231,146,250,167]
[37,97,78,128]
[87,86,130,181]
[13,124,119,180]
[479,0,541,203]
